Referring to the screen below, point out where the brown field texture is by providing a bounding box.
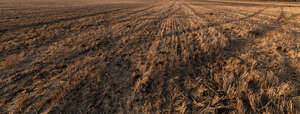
[0,0,300,113]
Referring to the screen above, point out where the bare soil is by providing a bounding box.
[0,0,299,113]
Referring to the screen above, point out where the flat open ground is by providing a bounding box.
[0,0,300,113]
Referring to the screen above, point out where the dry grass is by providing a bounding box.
[0,0,299,113]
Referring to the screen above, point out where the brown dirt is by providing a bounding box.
[0,0,299,113]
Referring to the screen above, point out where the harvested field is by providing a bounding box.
[0,0,300,113]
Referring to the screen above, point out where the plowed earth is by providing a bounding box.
[0,0,299,113]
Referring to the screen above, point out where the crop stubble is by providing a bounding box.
[0,0,299,113]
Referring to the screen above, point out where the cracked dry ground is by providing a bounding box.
[0,0,300,113]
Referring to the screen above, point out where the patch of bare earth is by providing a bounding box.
[0,0,299,113]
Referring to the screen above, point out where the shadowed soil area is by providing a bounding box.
[0,0,299,113]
